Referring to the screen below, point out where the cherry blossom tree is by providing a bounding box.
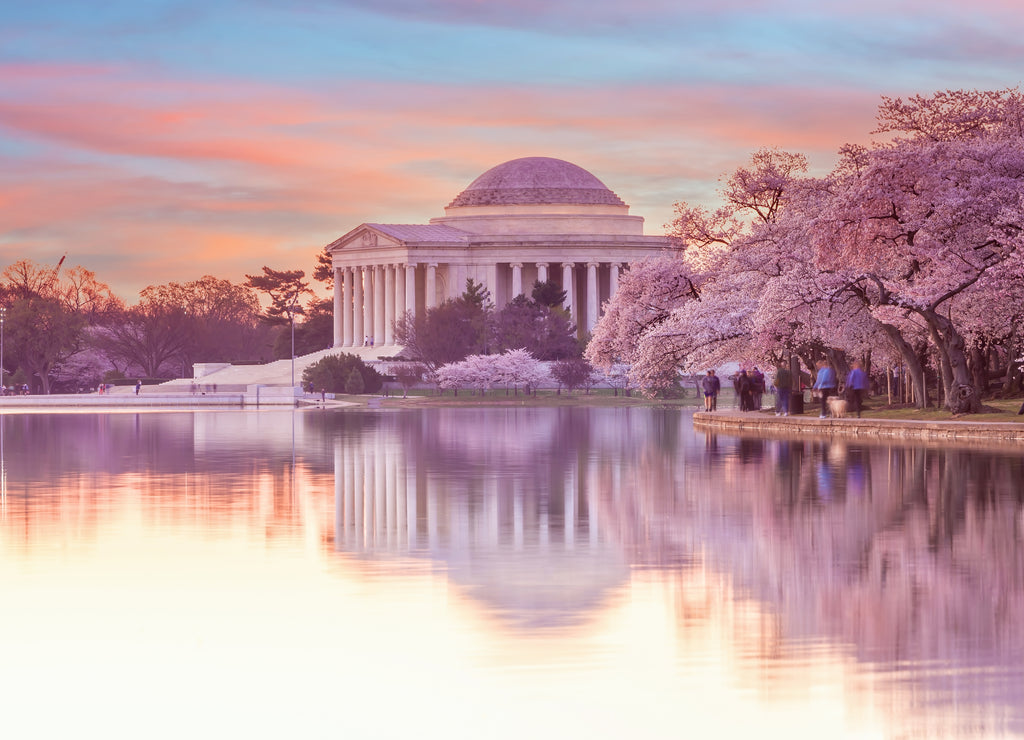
[589,149,814,392]
[808,89,1024,412]
[1,259,119,393]
[489,348,547,394]
[434,349,549,396]
[589,92,1024,413]
[585,255,704,388]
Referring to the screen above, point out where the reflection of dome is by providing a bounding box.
[447,157,626,208]
[445,549,629,630]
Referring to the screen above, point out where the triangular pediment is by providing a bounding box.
[326,223,471,252]
[326,224,401,252]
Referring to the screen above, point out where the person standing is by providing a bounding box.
[813,360,837,418]
[701,369,721,412]
[773,363,792,416]
[135,379,142,395]
[845,361,869,417]
[750,367,765,410]
[735,369,753,411]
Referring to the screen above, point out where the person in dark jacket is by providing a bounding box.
[701,370,721,412]
[734,370,753,412]
[750,367,765,410]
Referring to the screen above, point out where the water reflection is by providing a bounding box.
[0,408,1021,738]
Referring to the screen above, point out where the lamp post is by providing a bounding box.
[0,306,5,394]
[288,290,300,389]
[0,306,4,513]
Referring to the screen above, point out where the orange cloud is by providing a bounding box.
[0,63,895,299]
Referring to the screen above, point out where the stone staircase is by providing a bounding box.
[160,345,401,389]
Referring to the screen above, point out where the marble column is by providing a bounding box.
[342,267,353,347]
[511,262,523,298]
[362,267,374,346]
[395,265,406,320]
[426,263,438,308]
[451,264,466,299]
[562,262,574,317]
[586,261,599,332]
[353,267,364,347]
[610,262,621,299]
[405,263,417,318]
[537,262,549,283]
[374,264,385,346]
[333,267,343,347]
[384,264,396,346]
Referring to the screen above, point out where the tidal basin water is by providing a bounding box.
[1,407,1022,739]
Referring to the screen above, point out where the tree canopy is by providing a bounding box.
[244,267,312,326]
[0,259,117,392]
[588,88,1024,413]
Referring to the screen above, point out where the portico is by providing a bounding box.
[327,157,670,349]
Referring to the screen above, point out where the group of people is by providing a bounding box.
[1,384,30,396]
[810,359,868,418]
[702,367,770,413]
[700,359,870,418]
[733,367,767,411]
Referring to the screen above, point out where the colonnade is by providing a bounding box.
[333,263,427,348]
[332,260,624,348]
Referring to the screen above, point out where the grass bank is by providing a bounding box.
[367,388,1024,423]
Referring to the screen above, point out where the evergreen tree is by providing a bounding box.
[302,353,381,394]
[344,367,365,394]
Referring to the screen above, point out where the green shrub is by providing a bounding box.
[344,367,365,394]
[302,353,381,395]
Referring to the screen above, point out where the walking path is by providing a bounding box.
[0,347,394,409]
[693,409,1024,445]
[0,385,357,410]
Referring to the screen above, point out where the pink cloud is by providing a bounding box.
[0,63,896,299]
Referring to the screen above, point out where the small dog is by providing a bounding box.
[827,396,848,418]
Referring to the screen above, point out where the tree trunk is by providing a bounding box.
[877,322,928,408]
[1001,329,1023,395]
[925,321,954,407]
[827,349,850,387]
[969,345,988,397]
[926,313,981,414]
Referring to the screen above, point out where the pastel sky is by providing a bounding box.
[2,0,1023,300]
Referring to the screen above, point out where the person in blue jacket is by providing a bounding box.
[813,359,837,418]
[844,361,869,417]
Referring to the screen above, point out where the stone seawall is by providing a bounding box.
[693,411,1024,447]
[0,393,248,408]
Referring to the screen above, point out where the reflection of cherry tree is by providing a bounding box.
[607,432,1024,663]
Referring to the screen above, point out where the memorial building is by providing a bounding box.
[327,156,671,349]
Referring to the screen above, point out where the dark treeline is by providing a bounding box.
[0,257,332,394]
